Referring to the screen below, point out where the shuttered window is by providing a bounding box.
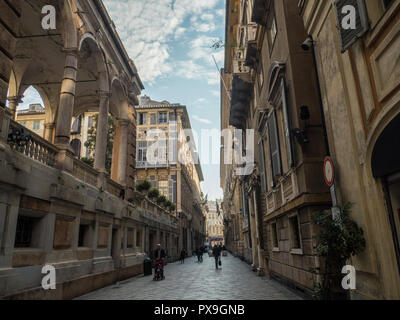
[281,79,295,168]
[258,139,267,192]
[334,0,369,52]
[267,109,282,186]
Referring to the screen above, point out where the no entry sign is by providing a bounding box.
[324,156,335,187]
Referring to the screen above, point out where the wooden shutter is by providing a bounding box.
[258,139,267,192]
[281,79,295,168]
[267,109,282,186]
[334,0,369,52]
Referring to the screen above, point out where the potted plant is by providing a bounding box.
[148,188,160,200]
[165,200,172,209]
[311,203,366,300]
[156,195,167,206]
[169,203,176,212]
[135,180,151,194]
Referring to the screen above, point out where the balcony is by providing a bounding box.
[136,160,169,169]
[243,23,259,69]
[4,115,126,198]
[233,58,251,82]
[229,75,253,129]
[251,0,270,26]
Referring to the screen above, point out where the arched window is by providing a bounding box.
[70,139,82,158]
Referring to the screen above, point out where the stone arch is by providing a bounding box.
[59,0,79,50]
[366,104,400,179]
[110,77,129,120]
[371,112,400,179]
[78,33,110,91]
[366,105,400,277]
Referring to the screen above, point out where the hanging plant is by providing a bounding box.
[311,203,366,300]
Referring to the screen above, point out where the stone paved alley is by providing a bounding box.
[77,253,302,300]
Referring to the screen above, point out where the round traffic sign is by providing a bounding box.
[323,157,335,187]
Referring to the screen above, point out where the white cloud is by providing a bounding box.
[175,60,220,85]
[103,0,220,84]
[210,90,220,97]
[193,115,212,124]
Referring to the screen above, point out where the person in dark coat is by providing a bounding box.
[154,244,166,260]
[180,248,186,264]
[212,245,221,269]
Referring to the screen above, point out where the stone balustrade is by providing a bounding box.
[73,158,99,186]
[7,120,59,167]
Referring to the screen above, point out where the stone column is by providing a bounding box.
[54,49,78,173]
[94,91,110,172]
[55,49,78,146]
[111,119,129,185]
[44,123,55,142]
[7,96,22,121]
[40,213,56,254]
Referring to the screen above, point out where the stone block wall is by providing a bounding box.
[266,206,321,296]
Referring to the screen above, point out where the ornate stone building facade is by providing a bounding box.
[135,96,206,256]
[222,0,333,294]
[0,0,180,299]
[299,0,400,299]
[206,200,224,247]
[223,0,400,299]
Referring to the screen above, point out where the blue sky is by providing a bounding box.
[16,0,225,200]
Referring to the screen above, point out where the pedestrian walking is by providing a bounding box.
[196,248,201,263]
[212,245,221,270]
[180,249,186,264]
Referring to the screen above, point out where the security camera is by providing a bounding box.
[301,36,314,51]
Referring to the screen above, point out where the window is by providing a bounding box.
[78,224,90,247]
[267,109,282,185]
[150,113,157,125]
[138,112,147,125]
[281,79,295,168]
[33,120,40,130]
[159,180,168,198]
[169,112,176,122]
[289,214,302,252]
[258,61,264,91]
[127,228,134,248]
[258,139,267,192]
[136,230,142,248]
[137,141,147,162]
[271,222,279,249]
[158,112,168,124]
[14,215,38,248]
[266,10,277,53]
[150,176,157,188]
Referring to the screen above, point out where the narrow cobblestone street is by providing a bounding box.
[77,253,302,300]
